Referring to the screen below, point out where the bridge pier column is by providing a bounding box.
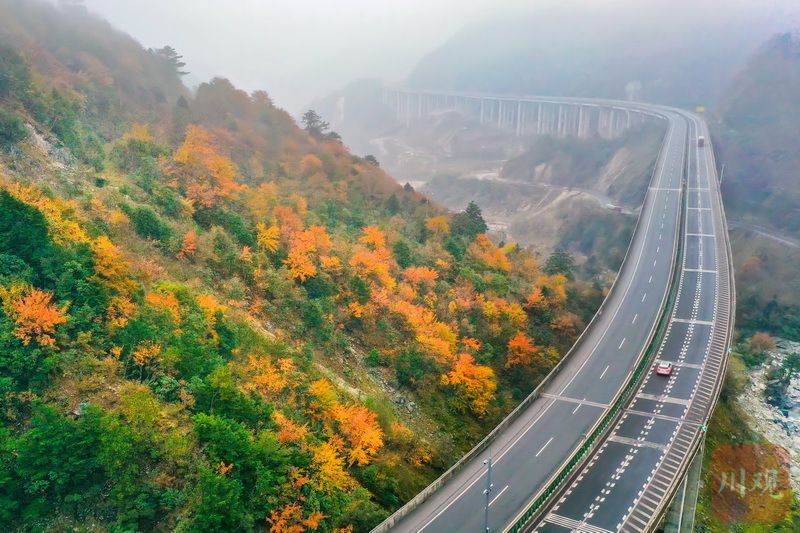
[536,103,542,134]
[578,106,587,139]
[498,99,504,129]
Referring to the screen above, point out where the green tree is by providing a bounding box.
[385,193,400,215]
[451,201,488,239]
[0,190,52,267]
[392,239,414,268]
[171,95,193,143]
[301,109,341,143]
[122,204,173,243]
[0,107,28,148]
[187,469,252,532]
[0,45,30,99]
[155,46,189,76]
[0,428,20,522]
[301,109,329,140]
[544,248,575,280]
[15,406,104,517]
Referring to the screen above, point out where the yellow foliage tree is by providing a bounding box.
[123,123,153,143]
[468,234,511,271]
[335,404,384,466]
[440,353,497,415]
[257,224,280,253]
[425,216,450,237]
[131,342,161,367]
[310,441,354,494]
[168,125,246,208]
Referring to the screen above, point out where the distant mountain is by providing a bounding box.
[404,0,800,108]
[715,33,800,236]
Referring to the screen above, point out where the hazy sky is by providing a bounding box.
[81,0,518,112]
[80,0,799,114]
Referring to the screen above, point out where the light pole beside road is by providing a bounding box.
[483,458,493,532]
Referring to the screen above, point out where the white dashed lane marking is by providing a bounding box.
[489,485,509,507]
[536,437,554,458]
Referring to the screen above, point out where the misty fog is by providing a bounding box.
[79,0,800,113]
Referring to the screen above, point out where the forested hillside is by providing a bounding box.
[715,33,800,236]
[714,33,800,341]
[0,1,600,531]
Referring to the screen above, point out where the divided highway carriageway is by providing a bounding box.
[372,99,734,533]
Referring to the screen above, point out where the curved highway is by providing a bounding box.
[374,100,718,533]
[529,114,732,533]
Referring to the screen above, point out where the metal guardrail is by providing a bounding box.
[371,102,674,533]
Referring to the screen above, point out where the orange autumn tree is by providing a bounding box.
[299,154,324,176]
[266,504,326,533]
[441,353,497,415]
[402,266,439,288]
[308,379,384,465]
[284,226,335,281]
[506,331,539,367]
[335,404,384,466]
[9,288,69,346]
[391,300,458,363]
[526,274,568,310]
[349,226,396,289]
[468,234,512,271]
[245,355,301,400]
[177,231,197,259]
[167,125,246,209]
